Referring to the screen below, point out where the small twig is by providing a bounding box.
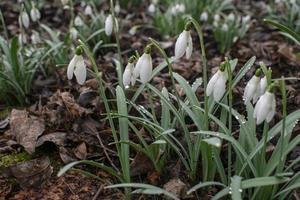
[97,133,119,172]
[92,184,103,200]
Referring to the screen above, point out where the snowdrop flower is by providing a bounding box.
[67,46,87,85]
[148,3,156,13]
[243,69,261,104]
[18,33,27,45]
[290,0,296,4]
[30,3,41,22]
[61,0,69,5]
[20,11,30,29]
[228,13,235,21]
[222,24,228,32]
[115,2,121,14]
[123,56,137,88]
[214,14,220,22]
[170,3,185,15]
[200,12,208,22]
[105,14,114,36]
[133,45,153,83]
[206,64,227,102]
[174,22,193,59]
[253,86,276,124]
[242,15,251,24]
[74,15,84,27]
[31,31,41,44]
[70,27,78,40]
[84,5,93,16]
[260,76,267,95]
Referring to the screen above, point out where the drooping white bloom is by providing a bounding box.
[115,2,121,14]
[18,33,27,45]
[243,75,260,104]
[200,12,208,22]
[174,30,193,59]
[134,52,153,83]
[105,14,114,36]
[214,14,220,22]
[228,13,235,21]
[67,53,87,85]
[61,0,69,5]
[253,91,276,124]
[222,24,228,32]
[260,76,267,95]
[20,11,30,28]
[30,5,41,22]
[31,31,41,44]
[242,15,251,24]
[70,27,78,40]
[206,69,227,102]
[170,3,185,15]
[123,62,136,88]
[148,3,156,13]
[74,15,84,27]
[84,5,93,16]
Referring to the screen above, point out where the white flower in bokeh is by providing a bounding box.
[200,12,208,22]
[20,11,30,28]
[105,14,113,36]
[30,4,41,22]
[74,15,84,27]
[84,5,93,16]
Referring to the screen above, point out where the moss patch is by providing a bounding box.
[0,152,32,168]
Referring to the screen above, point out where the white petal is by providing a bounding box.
[185,33,193,59]
[254,92,273,124]
[133,54,144,78]
[84,5,93,16]
[21,12,30,28]
[206,70,220,97]
[266,94,276,122]
[30,8,40,22]
[243,76,259,104]
[74,16,83,27]
[105,14,113,36]
[67,55,78,80]
[175,30,189,59]
[260,76,267,95]
[123,63,133,87]
[213,71,226,102]
[74,55,87,85]
[139,54,153,83]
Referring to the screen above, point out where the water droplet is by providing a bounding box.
[125,85,130,89]
[229,191,232,194]
[239,189,243,192]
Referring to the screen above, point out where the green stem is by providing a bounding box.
[146,86,158,124]
[110,0,123,87]
[188,17,208,131]
[69,0,74,30]
[226,58,233,180]
[261,121,269,175]
[78,40,120,169]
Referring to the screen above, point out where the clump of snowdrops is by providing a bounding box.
[42,1,300,200]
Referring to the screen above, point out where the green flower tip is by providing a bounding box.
[75,46,83,55]
[128,55,136,63]
[267,83,277,93]
[255,68,262,77]
[219,62,226,71]
[184,22,192,31]
[144,44,152,54]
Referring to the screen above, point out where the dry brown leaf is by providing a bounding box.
[36,132,67,147]
[163,178,187,199]
[10,109,45,154]
[74,142,87,160]
[1,157,52,189]
[130,152,154,176]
